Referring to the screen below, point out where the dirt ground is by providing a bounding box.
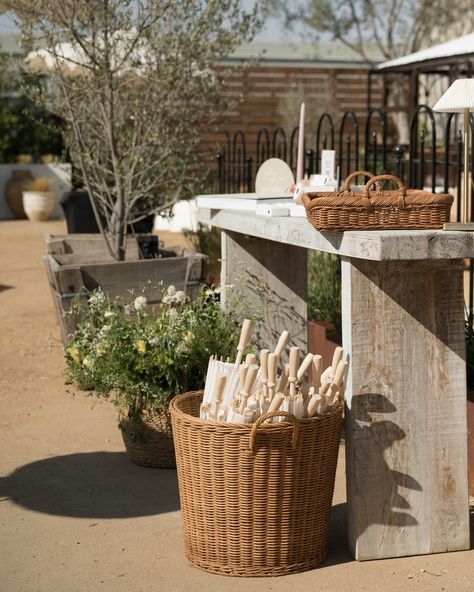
[0,219,473,592]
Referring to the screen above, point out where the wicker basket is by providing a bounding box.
[119,407,175,468]
[170,390,342,577]
[302,171,453,231]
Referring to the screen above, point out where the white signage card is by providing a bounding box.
[321,150,336,179]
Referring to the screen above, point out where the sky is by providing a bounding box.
[0,2,293,40]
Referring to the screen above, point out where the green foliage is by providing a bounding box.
[0,51,63,161]
[308,250,341,332]
[11,0,261,259]
[184,223,221,282]
[64,286,244,418]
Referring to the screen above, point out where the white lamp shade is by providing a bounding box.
[433,78,474,112]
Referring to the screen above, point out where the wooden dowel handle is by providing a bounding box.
[244,363,259,394]
[235,319,252,366]
[331,346,344,375]
[260,349,269,382]
[333,359,348,388]
[274,330,290,357]
[312,355,322,389]
[278,363,290,394]
[238,363,248,391]
[297,353,313,382]
[268,393,284,413]
[213,373,227,403]
[267,353,278,388]
[307,394,322,418]
[245,353,256,366]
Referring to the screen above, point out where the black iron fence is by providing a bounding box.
[215,105,473,315]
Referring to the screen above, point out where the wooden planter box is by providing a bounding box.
[43,234,207,342]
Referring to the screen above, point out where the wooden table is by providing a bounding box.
[198,206,474,561]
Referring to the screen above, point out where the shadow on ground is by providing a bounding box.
[324,503,352,566]
[0,283,13,293]
[0,451,180,518]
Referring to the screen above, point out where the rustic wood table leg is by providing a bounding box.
[220,230,308,351]
[342,257,470,560]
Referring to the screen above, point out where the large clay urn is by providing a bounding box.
[5,169,33,219]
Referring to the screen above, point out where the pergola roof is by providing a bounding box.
[377,33,474,72]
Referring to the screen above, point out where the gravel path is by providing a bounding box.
[0,219,472,591]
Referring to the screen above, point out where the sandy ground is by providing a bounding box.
[0,219,473,592]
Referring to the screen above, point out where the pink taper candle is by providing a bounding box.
[296,102,305,183]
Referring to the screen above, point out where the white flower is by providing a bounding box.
[104,310,114,319]
[88,291,105,306]
[174,290,186,304]
[133,295,147,311]
[167,285,176,296]
[99,325,111,337]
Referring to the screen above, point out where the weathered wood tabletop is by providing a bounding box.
[198,206,473,561]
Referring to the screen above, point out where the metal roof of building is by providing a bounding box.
[377,33,474,71]
[225,40,384,67]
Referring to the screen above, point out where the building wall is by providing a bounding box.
[202,62,383,165]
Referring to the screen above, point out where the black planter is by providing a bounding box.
[60,190,100,233]
[60,190,155,235]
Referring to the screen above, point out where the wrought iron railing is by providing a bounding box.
[215,105,474,316]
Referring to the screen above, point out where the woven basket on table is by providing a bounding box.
[119,407,175,468]
[302,171,453,231]
[170,390,343,577]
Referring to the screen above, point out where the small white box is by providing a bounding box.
[256,203,290,217]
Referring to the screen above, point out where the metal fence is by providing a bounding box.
[215,105,473,316]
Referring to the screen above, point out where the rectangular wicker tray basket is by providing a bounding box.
[302,171,454,232]
[170,390,342,577]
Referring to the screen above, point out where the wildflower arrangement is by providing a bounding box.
[65,286,243,421]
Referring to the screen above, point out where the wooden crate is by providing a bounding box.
[43,234,207,342]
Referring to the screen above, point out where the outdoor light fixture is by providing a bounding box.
[433,78,474,230]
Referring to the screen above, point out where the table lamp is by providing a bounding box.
[433,78,474,230]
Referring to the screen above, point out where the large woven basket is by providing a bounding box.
[170,390,342,577]
[302,171,453,231]
[119,407,175,468]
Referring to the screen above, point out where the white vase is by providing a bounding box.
[22,191,55,221]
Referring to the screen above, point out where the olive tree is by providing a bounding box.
[4,1,260,260]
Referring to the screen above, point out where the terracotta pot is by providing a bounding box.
[307,320,342,369]
[119,407,175,468]
[23,191,55,221]
[4,169,33,218]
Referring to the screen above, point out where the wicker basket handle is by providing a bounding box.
[249,411,299,452]
[363,174,407,209]
[342,170,381,192]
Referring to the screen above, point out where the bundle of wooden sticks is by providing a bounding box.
[200,319,348,423]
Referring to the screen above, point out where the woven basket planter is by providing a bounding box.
[120,407,176,469]
[170,390,342,577]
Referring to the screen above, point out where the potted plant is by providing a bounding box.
[9,1,259,338]
[22,177,55,221]
[64,285,245,468]
[307,251,342,369]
